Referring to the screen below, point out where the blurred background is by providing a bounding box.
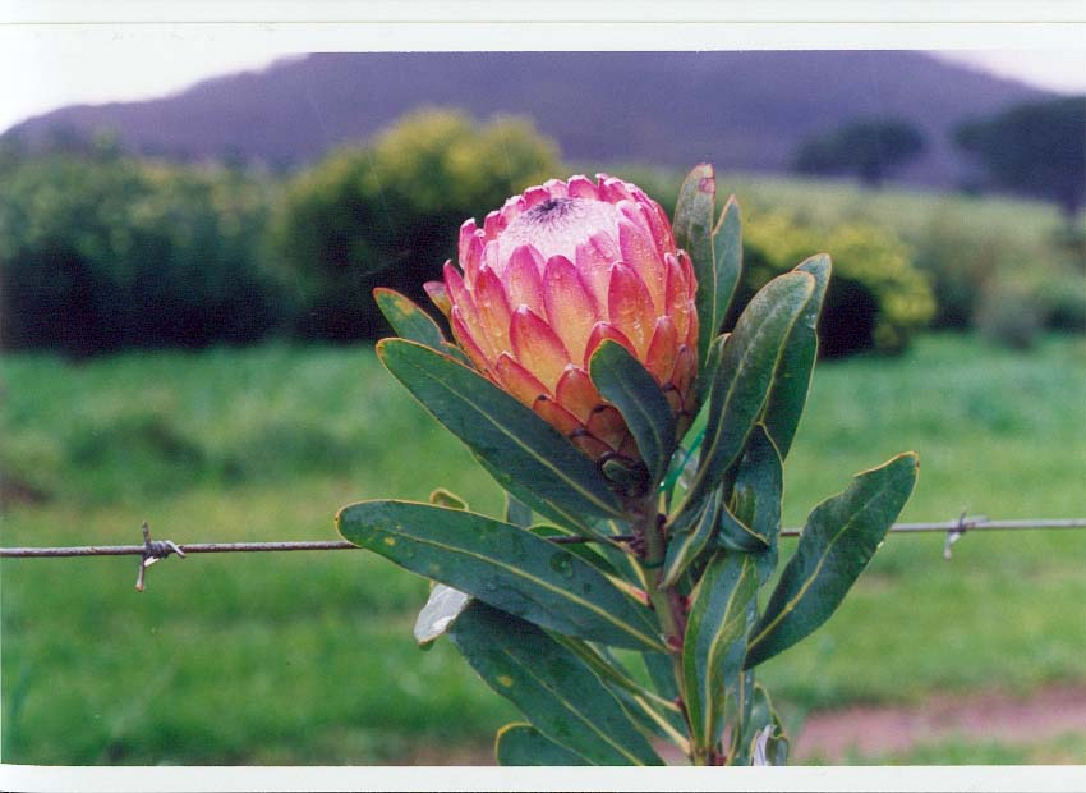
[1,49,1084,765]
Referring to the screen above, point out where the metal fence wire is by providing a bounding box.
[2,516,1084,592]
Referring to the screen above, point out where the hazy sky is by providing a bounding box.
[1,34,1083,135]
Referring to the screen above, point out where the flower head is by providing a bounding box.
[427,175,698,467]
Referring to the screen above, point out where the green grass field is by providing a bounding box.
[2,334,1084,764]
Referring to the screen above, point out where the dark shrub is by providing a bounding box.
[0,151,284,356]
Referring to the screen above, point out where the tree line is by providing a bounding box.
[790,96,1085,221]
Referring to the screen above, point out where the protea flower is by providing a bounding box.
[426,174,698,470]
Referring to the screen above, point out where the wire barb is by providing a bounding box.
[943,509,974,561]
[135,521,185,592]
[1,515,1084,594]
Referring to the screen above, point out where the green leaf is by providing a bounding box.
[642,651,678,702]
[377,339,624,529]
[731,682,788,765]
[429,488,467,510]
[695,332,728,411]
[673,163,718,367]
[675,271,815,527]
[718,425,783,580]
[552,636,687,747]
[413,583,471,646]
[760,255,831,459]
[338,500,664,651]
[661,488,721,587]
[726,668,756,762]
[681,552,759,753]
[472,453,599,536]
[711,195,743,333]
[747,685,789,766]
[527,524,617,575]
[373,287,447,350]
[539,637,680,743]
[495,723,592,766]
[450,602,665,765]
[589,340,677,486]
[717,504,770,554]
[504,494,533,528]
[745,452,919,668]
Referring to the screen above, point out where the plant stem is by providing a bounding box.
[634,497,698,763]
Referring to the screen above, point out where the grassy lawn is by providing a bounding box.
[2,334,1084,764]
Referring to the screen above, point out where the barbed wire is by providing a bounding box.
[2,516,1084,592]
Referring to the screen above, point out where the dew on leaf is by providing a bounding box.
[550,552,575,578]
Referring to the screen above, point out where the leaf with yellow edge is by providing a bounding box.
[745,452,919,668]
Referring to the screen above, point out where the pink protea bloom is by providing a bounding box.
[426,174,698,467]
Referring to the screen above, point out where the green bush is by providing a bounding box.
[974,276,1044,351]
[0,151,285,356]
[733,212,935,356]
[270,109,560,341]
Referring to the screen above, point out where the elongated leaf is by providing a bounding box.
[718,425,783,580]
[681,552,759,752]
[505,494,533,528]
[661,488,721,587]
[748,685,789,766]
[378,339,623,528]
[554,637,687,745]
[373,287,447,350]
[450,602,665,765]
[642,651,679,702]
[338,500,664,651]
[528,524,617,575]
[674,164,717,368]
[726,668,756,762]
[745,452,919,668]
[695,332,728,411]
[675,271,814,526]
[429,488,467,510]
[760,255,831,459]
[717,504,770,553]
[414,584,472,646]
[472,453,600,536]
[610,687,689,751]
[495,723,592,766]
[590,340,677,487]
[711,195,743,332]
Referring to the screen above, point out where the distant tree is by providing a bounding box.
[791,118,927,187]
[953,96,1086,220]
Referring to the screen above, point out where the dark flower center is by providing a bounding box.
[525,197,575,224]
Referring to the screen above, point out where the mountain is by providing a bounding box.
[6,51,1051,187]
